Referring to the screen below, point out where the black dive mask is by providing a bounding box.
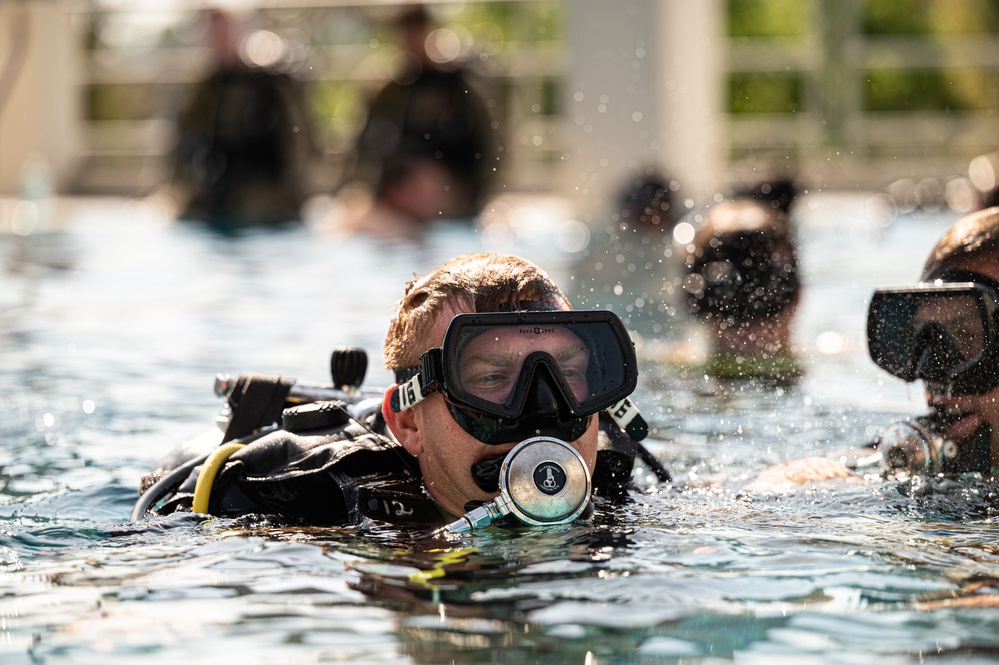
[867,270,999,395]
[390,310,646,445]
[446,354,592,445]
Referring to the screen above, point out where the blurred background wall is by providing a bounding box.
[1,0,998,215]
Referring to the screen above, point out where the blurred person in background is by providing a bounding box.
[171,8,317,227]
[336,154,450,241]
[341,4,501,230]
[616,167,679,239]
[566,166,686,343]
[682,189,803,384]
[730,176,798,223]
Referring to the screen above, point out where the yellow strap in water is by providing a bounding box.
[407,547,478,586]
[191,442,246,515]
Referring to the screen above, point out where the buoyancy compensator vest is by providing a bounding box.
[137,394,444,526]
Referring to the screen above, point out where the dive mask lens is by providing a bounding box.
[392,310,639,444]
[446,311,636,418]
[867,281,998,394]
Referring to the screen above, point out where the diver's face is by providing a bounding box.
[400,304,599,518]
[456,325,591,405]
[925,256,999,472]
[914,296,986,363]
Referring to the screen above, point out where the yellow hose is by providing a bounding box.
[191,443,246,515]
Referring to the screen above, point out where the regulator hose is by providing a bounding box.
[129,453,209,522]
[130,428,270,522]
[191,443,246,514]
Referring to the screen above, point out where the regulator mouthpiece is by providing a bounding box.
[879,419,946,475]
[878,412,992,476]
[440,436,592,535]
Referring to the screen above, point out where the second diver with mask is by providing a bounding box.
[867,272,998,475]
[746,207,999,490]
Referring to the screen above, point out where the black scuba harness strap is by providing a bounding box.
[222,373,296,443]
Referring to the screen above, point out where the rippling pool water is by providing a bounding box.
[3,195,998,664]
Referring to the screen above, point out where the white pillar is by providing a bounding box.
[0,0,82,196]
[656,0,725,205]
[561,0,724,221]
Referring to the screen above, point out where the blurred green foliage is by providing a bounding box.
[82,2,999,148]
[866,69,996,112]
[862,0,999,34]
[84,1,559,132]
[309,81,366,149]
[729,74,802,113]
[87,83,176,121]
[728,0,999,113]
[728,0,807,37]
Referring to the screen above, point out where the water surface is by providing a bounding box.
[2,195,998,664]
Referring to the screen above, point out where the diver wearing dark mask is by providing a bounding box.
[390,311,647,475]
[867,269,999,476]
[745,207,999,491]
[387,309,654,532]
[132,253,671,530]
[861,206,999,480]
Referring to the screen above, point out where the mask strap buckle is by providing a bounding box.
[390,348,444,412]
[606,397,649,441]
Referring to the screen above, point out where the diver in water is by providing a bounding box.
[343,5,501,223]
[682,195,803,384]
[133,252,668,530]
[865,206,999,477]
[747,206,999,489]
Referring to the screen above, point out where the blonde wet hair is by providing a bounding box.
[383,252,570,372]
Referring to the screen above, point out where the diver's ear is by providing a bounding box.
[382,386,423,457]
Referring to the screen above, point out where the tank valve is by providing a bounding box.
[330,346,368,392]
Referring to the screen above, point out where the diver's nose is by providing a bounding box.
[913,324,964,386]
[524,367,562,415]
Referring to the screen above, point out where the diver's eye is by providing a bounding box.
[556,347,590,393]
[471,371,513,389]
[461,368,517,401]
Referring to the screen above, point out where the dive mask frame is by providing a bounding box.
[867,269,999,395]
[389,310,645,444]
